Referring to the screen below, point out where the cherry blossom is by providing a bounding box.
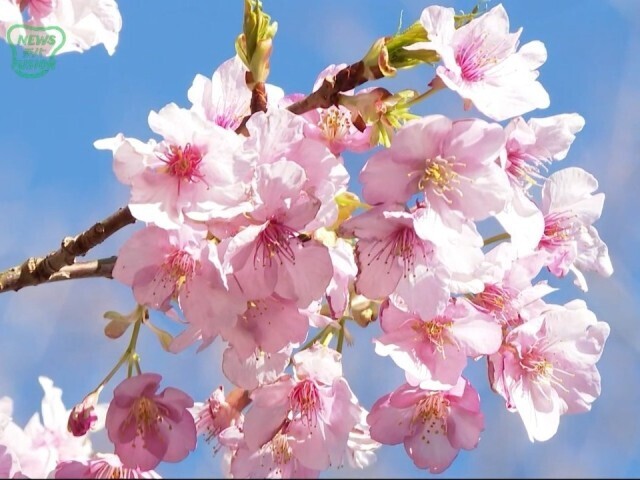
[374,298,502,389]
[368,378,484,473]
[489,300,610,442]
[225,160,333,306]
[538,167,613,290]
[409,4,549,121]
[470,242,555,327]
[0,377,94,478]
[360,115,510,221]
[105,373,196,471]
[496,113,585,252]
[242,344,362,471]
[189,55,285,131]
[112,225,209,312]
[95,104,252,229]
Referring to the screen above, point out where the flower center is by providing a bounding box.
[412,316,454,355]
[159,143,206,192]
[418,155,463,203]
[163,249,198,288]
[413,392,450,436]
[270,433,293,466]
[455,32,502,82]
[506,149,546,187]
[289,379,321,427]
[365,226,431,277]
[122,397,168,441]
[254,221,298,268]
[471,284,520,326]
[319,106,352,141]
[538,212,578,250]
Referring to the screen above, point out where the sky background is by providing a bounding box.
[0,0,639,477]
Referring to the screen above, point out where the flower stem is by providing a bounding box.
[336,318,346,354]
[483,232,511,247]
[95,308,144,389]
[299,325,332,352]
[403,87,441,109]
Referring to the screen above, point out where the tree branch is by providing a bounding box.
[0,207,135,293]
[287,60,369,115]
[47,256,117,284]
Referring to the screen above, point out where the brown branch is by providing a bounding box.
[235,80,269,136]
[287,60,369,115]
[0,207,135,293]
[235,61,373,135]
[47,256,117,284]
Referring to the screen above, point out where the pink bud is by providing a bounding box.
[67,391,100,437]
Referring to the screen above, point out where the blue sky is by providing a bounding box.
[0,0,639,477]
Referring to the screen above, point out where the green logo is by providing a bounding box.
[6,24,66,78]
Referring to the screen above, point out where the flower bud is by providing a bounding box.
[350,294,379,328]
[340,88,419,147]
[67,390,101,437]
[235,0,277,87]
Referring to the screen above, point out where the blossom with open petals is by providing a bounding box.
[105,373,196,471]
[408,4,549,121]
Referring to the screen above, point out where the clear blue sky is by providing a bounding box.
[0,0,638,477]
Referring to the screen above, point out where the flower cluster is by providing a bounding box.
[0,2,613,478]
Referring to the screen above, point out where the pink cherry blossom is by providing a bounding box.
[299,64,371,155]
[113,225,208,312]
[489,300,609,442]
[0,377,94,478]
[470,242,555,327]
[367,378,484,474]
[538,167,613,291]
[194,386,245,444]
[222,345,292,391]
[503,114,585,188]
[242,344,362,471]
[105,373,196,471]
[244,109,349,230]
[95,103,252,229]
[38,0,122,55]
[54,453,161,478]
[221,295,309,360]
[221,427,321,479]
[340,204,484,302]
[409,4,549,121]
[496,114,585,252]
[225,160,333,306]
[188,55,284,131]
[360,115,510,221]
[375,298,502,389]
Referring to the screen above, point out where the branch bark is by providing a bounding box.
[0,207,135,293]
[286,60,368,115]
[47,256,117,284]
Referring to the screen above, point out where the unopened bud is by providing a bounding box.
[235,0,277,87]
[350,294,379,327]
[67,390,101,437]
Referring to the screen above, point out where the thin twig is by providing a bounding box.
[0,207,135,293]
